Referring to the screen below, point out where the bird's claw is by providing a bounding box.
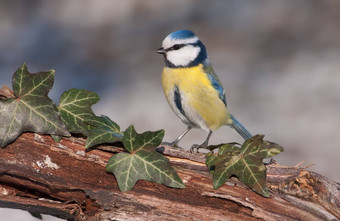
[190,143,207,153]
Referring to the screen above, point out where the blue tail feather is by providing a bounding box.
[230,114,252,140]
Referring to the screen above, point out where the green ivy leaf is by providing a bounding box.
[106,125,185,192]
[58,88,99,136]
[0,64,70,147]
[51,134,62,143]
[207,135,283,197]
[85,115,123,148]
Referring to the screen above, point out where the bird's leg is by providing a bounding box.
[190,130,213,153]
[171,126,192,146]
[162,126,192,147]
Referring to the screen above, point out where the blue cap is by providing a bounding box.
[169,30,196,39]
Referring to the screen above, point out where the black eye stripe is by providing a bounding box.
[165,44,185,52]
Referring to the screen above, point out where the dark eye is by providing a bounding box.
[172,44,181,50]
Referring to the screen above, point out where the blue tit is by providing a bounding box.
[157,30,252,150]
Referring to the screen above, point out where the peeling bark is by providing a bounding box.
[0,132,339,221]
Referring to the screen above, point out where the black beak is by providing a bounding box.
[157,47,166,54]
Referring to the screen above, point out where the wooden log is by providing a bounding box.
[0,132,339,220]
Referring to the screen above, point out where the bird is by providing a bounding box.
[157,30,252,151]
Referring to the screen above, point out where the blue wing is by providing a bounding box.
[204,64,227,106]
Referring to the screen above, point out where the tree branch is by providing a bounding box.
[0,132,339,221]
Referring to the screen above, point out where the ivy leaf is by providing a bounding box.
[206,135,283,197]
[106,125,185,192]
[85,115,123,148]
[0,63,70,147]
[51,134,62,143]
[58,88,99,136]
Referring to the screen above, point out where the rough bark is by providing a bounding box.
[0,132,339,221]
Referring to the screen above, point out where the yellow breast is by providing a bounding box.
[161,64,232,131]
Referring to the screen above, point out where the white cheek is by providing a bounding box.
[167,46,200,66]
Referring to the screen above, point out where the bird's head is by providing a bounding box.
[157,30,208,68]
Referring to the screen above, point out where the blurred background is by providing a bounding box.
[0,0,339,220]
